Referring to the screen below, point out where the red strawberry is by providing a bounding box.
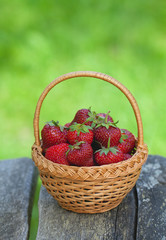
[67,141,94,166]
[67,123,93,145]
[45,143,70,165]
[123,153,132,160]
[41,121,68,152]
[71,108,97,127]
[97,112,114,123]
[117,129,135,154]
[64,122,71,128]
[94,124,121,148]
[71,108,90,125]
[94,138,124,165]
[82,158,94,166]
[94,113,121,147]
[95,147,124,165]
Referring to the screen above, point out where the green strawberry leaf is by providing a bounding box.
[59,125,65,132]
[96,146,119,156]
[105,124,110,130]
[94,120,119,130]
[66,148,70,156]
[86,111,97,122]
[98,148,110,156]
[121,129,126,133]
[88,106,92,112]
[113,120,119,125]
[95,123,102,129]
[71,141,85,149]
[82,125,90,133]
[76,141,85,145]
[46,120,59,126]
[109,147,119,155]
[119,134,128,143]
[69,123,92,135]
[69,124,77,132]
[52,120,59,125]
[97,116,105,120]
[91,122,96,128]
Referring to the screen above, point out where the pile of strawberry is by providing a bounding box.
[41,108,136,166]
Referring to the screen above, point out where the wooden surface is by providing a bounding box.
[0,155,165,240]
[136,155,166,240]
[37,155,166,240]
[37,186,136,240]
[0,158,38,240]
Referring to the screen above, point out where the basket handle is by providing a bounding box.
[33,71,144,146]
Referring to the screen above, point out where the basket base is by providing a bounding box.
[57,198,123,214]
[40,171,138,214]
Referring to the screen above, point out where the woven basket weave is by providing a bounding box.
[32,71,148,214]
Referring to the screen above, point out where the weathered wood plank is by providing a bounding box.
[136,155,166,240]
[0,158,38,240]
[114,188,137,240]
[37,183,136,240]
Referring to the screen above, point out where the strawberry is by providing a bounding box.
[123,153,132,160]
[94,120,121,148]
[67,123,93,145]
[67,141,94,166]
[94,138,124,165]
[117,129,136,154]
[94,126,121,147]
[95,147,124,165]
[96,112,114,123]
[81,157,94,166]
[71,108,97,127]
[71,108,90,125]
[64,122,71,128]
[94,112,121,147]
[41,121,68,152]
[45,143,70,165]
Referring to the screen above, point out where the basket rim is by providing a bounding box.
[32,142,148,181]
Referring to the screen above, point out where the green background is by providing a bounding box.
[0,0,166,239]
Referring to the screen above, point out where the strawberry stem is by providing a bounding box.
[105,111,110,124]
[107,137,111,148]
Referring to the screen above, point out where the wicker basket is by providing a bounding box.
[32,71,148,214]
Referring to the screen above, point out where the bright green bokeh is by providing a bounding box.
[0,0,166,239]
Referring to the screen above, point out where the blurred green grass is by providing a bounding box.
[0,0,166,239]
